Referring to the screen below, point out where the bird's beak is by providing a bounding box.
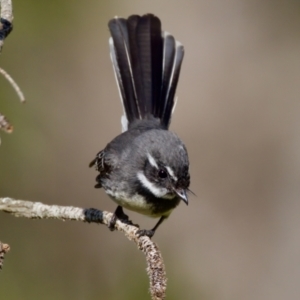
[175,189,188,205]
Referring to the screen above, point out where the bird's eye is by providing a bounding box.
[158,169,167,179]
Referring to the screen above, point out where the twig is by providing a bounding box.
[0,0,13,52]
[0,197,167,300]
[0,0,25,103]
[0,0,25,139]
[0,67,25,102]
[0,241,10,270]
[0,112,13,133]
[0,0,13,22]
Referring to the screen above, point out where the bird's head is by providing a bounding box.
[135,130,190,204]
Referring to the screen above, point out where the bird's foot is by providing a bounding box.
[109,206,139,231]
[136,216,165,238]
[136,229,155,238]
[121,218,139,228]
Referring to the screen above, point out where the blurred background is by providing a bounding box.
[1,0,300,299]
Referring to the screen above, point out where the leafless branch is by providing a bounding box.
[0,0,13,22]
[0,112,13,133]
[0,67,25,102]
[0,0,13,52]
[0,0,25,139]
[0,197,167,300]
[0,241,10,270]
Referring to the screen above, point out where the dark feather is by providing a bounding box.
[149,16,163,119]
[127,15,145,116]
[157,33,175,119]
[108,14,184,130]
[161,43,184,128]
[108,18,139,123]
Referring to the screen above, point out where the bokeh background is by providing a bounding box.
[1,0,300,299]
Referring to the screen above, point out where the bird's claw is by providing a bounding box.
[136,229,155,238]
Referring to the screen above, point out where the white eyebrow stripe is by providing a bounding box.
[166,166,178,181]
[137,172,167,198]
[147,153,159,169]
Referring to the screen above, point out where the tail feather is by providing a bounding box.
[108,14,184,130]
[158,33,175,120]
[127,15,145,117]
[108,18,139,123]
[148,17,163,118]
[162,42,184,127]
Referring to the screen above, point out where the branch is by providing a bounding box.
[0,67,25,103]
[0,112,13,133]
[0,241,10,270]
[0,0,25,103]
[0,0,25,139]
[0,197,167,300]
[0,0,13,53]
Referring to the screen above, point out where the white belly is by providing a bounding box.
[105,190,173,218]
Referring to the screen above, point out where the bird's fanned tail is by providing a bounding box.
[108,14,184,131]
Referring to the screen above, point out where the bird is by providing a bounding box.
[89,14,190,238]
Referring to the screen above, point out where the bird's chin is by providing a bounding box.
[161,192,177,200]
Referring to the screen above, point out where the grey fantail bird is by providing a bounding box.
[90,14,190,237]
